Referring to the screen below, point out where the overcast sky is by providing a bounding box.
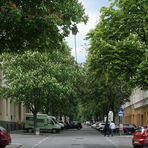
[65,0,110,63]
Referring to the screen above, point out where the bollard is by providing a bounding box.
[119,124,124,135]
[35,128,40,135]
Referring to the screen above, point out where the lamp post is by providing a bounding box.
[74,34,77,62]
[72,24,78,63]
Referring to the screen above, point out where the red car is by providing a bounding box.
[132,126,148,148]
[0,126,11,148]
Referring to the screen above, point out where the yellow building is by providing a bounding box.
[124,88,148,126]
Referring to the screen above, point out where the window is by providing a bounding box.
[26,117,44,123]
[26,117,34,121]
[48,119,54,124]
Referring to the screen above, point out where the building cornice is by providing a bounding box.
[134,97,148,109]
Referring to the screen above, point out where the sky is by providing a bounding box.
[65,0,110,63]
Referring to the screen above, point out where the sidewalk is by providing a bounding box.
[10,130,51,136]
[7,130,42,148]
[116,134,133,138]
[10,130,33,135]
[6,144,23,148]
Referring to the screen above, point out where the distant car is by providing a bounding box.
[58,121,65,129]
[96,123,105,131]
[0,126,11,148]
[116,123,136,134]
[69,121,82,130]
[64,122,71,129]
[85,121,91,126]
[132,126,148,148]
[91,122,100,129]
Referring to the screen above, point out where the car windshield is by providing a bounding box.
[52,118,58,124]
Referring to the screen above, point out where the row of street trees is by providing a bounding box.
[0,0,148,129]
[0,0,88,133]
[80,0,148,122]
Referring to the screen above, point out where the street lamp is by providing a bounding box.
[72,24,78,63]
[74,34,77,62]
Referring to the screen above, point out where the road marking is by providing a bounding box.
[106,137,119,148]
[31,137,49,148]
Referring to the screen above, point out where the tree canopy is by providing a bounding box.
[82,0,148,121]
[0,0,88,52]
[0,48,82,118]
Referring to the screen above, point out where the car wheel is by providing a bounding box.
[0,146,6,148]
[24,129,29,133]
[77,127,81,130]
[52,129,57,133]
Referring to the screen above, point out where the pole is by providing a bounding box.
[74,35,77,62]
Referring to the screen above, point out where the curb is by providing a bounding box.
[116,135,132,138]
[7,144,23,148]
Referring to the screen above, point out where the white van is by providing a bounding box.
[49,116,64,129]
[23,113,61,133]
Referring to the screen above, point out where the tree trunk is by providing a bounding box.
[33,112,38,135]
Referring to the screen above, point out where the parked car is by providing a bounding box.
[0,126,11,148]
[91,122,100,129]
[23,113,61,133]
[116,123,136,134]
[69,121,82,130]
[96,122,105,131]
[48,116,64,130]
[58,121,65,129]
[64,122,71,129]
[85,121,91,126]
[132,126,148,148]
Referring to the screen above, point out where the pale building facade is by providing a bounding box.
[0,100,25,130]
[124,88,148,126]
[0,65,25,131]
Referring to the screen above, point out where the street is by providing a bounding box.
[7,125,133,148]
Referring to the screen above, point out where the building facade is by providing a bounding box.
[124,88,148,126]
[0,65,25,131]
[0,100,25,131]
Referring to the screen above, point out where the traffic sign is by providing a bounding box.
[118,112,124,116]
[118,107,124,116]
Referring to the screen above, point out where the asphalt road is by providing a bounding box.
[7,125,133,148]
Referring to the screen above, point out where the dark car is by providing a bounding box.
[132,126,148,148]
[0,126,11,148]
[69,121,82,130]
[116,123,136,134]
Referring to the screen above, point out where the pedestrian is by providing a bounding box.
[103,122,110,136]
[109,121,116,136]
